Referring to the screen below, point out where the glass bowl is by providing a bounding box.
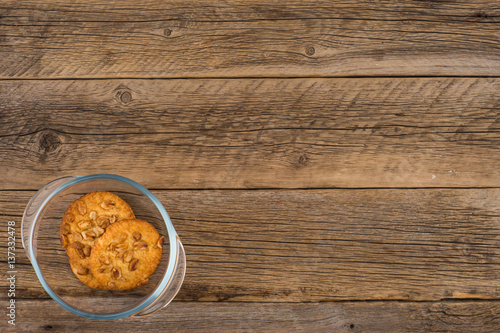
[21,174,186,319]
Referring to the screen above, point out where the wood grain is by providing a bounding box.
[5,300,500,332]
[3,188,500,302]
[1,78,500,190]
[3,0,499,22]
[1,1,500,78]
[3,1,499,330]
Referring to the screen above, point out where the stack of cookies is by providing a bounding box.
[59,191,164,290]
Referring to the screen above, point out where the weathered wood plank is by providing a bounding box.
[1,78,500,189]
[5,300,500,332]
[2,189,500,301]
[3,0,499,22]
[1,1,500,78]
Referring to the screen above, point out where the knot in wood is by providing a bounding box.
[298,154,309,166]
[305,46,315,56]
[39,131,61,154]
[120,91,132,103]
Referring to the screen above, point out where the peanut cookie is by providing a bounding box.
[90,219,164,290]
[69,259,106,289]
[60,191,135,288]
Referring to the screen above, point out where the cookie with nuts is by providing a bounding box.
[90,219,164,290]
[69,259,105,289]
[60,191,135,289]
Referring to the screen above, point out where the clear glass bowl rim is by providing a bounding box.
[26,174,180,320]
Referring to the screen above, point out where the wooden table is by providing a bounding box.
[2,1,500,331]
